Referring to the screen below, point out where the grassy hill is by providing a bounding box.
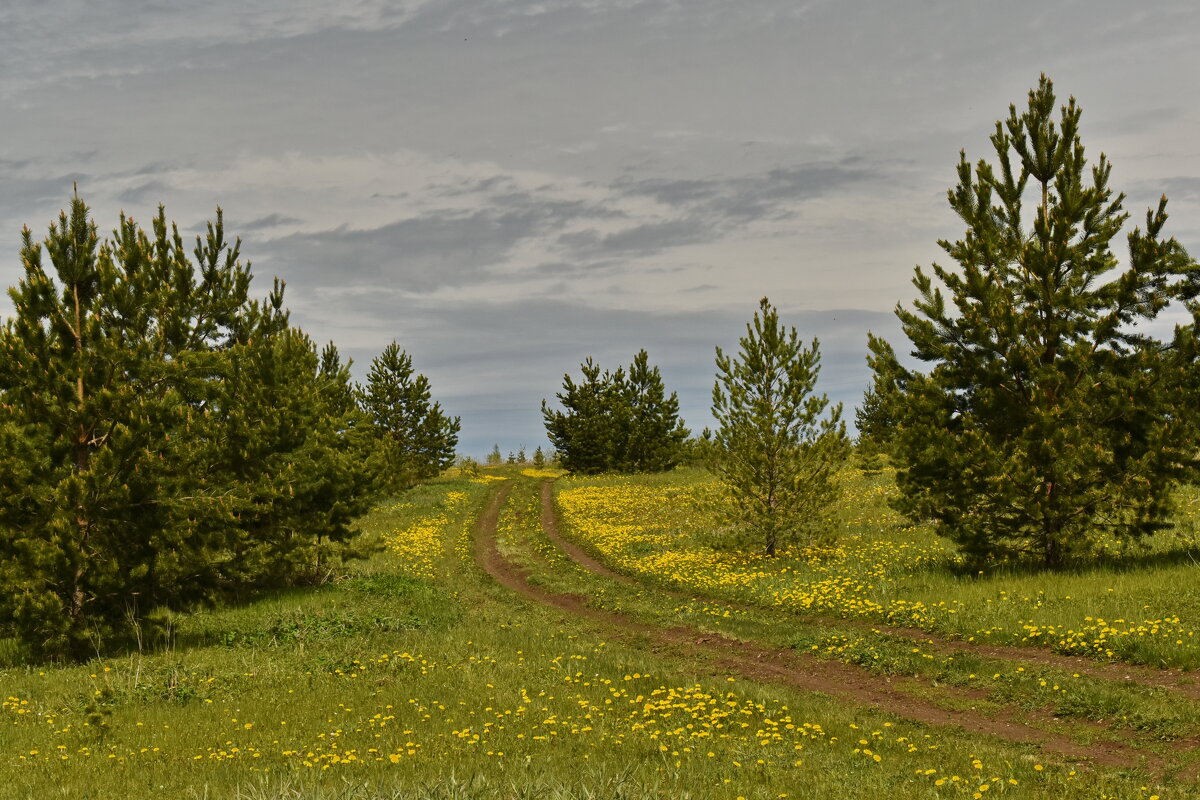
[2,465,1196,798]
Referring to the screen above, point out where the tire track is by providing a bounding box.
[473,482,1155,771]
[539,481,1200,702]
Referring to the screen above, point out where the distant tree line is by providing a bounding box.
[0,195,459,660]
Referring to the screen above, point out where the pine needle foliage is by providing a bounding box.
[854,336,904,473]
[711,298,848,556]
[0,195,377,660]
[359,342,461,491]
[856,336,902,452]
[542,350,688,475]
[871,76,1200,568]
[543,357,615,475]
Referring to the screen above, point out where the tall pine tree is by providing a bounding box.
[872,76,1199,568]
[543,350,687,474]
[711,298,848,555]
[623,349,690,472]
[856,336,902,453]
[359,342,460,490]
[0,195,377,659]
[854,335,904,472]
[542,358,622,474]
[199,331,379,591]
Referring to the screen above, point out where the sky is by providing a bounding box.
[3,0,1200,456]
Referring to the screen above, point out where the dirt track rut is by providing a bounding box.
[472,481,1158,771]
[537,481,1200,703]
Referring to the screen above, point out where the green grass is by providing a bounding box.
[0,467,1193,798]
[553,466,1200,669]
[536,467,1200,767]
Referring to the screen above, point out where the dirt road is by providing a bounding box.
[471,481,1156,771]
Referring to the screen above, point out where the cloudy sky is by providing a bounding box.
[3,1,1199,455]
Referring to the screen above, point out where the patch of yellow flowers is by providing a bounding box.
[383,491,468,579]
[556,472,1200,664]
[2,640,1050,797]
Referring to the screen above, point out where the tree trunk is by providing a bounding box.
[1043,526,1062,569]
[71,282,90,630]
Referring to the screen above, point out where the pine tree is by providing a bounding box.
[0,195,377,658]
[487,444,503,466]
[711,298,848,556]
[873,76,1199,568]
[856,336,902,451]
[206,333,379,590]
[542,357,620,474]
[0,197,258,657]
[359,342,460,490]
[623,349,690,472]
[854,335,904,473]
[542,351,687,474]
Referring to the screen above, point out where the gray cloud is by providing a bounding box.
[1159,177,1200,203]
[237,213,303,231]
[0,0,425,94]
[561,218,712,256]
[259,209,537,291]
[251,184,633,292]
[253,154,889,299]
[0,172,91,226]
[429,174,518,198]
[118,179,171,206]
[614,157,885,226]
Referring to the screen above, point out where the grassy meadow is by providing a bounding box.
[2,465,1198,798]
[554,467,1200,669]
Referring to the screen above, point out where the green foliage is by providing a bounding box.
[197,331,379,591]
[856,335,902,453]
[0,195,377,660]
[623,350,690,472]
[486,444,503,466]
[710,298,848,555]
[676,429,717,468]
[873,76,1200,568]
[532,446,546,468]
[855,337,905,474]
[542,357,614,474]
[359,342,461,491]
[542,349,689,475]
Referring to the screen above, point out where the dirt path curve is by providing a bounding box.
[539,481,1200,702]
[474,482,1153,771]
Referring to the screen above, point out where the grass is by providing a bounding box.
[553,466,1200,669]
[0,466,1194,798]
[497,471,1200,754]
